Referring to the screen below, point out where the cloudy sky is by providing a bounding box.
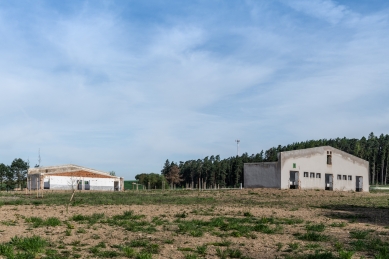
[1,0,389,179]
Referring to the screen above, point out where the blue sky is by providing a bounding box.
[1,0,389,179]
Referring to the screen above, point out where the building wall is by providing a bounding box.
[244,162,281,188]
[28,175,121,191]
[280,146,369,191]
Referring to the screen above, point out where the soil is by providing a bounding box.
[0,189,388,259]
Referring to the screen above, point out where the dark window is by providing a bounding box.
[337,174,341,180]
[343,175,347,180]
[327,154,332,165]
[304,172,308,177]
[316,173,321,178]
[310,172,315,178]
[293,163,296,168]
[348,175,352,180]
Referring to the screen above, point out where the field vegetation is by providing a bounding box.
[0,188,389,258]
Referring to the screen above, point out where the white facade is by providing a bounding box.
[28,164,124,191]
[244,146,369,192]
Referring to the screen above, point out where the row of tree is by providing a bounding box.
[157,133,389,187]
[0,158,29,190]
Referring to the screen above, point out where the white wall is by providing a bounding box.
[280,146,369,192]
[42,175,119,191]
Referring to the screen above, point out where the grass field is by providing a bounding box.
[0,189,388,259]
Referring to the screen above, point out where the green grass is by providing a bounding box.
[305,223,326,232]
[25,216,61,228]
[295,232,329,242]
[349,230,370,239]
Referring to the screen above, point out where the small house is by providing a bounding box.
[27,164,124,191]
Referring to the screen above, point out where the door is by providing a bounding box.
[114,181,119,191]
[325,174,333,191]
[77,180,82,190]
[356,176,363,192]
[289,171,299,189]
[84,181,90,191]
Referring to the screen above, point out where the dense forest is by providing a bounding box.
[155,133,389,188]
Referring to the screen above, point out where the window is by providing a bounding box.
[310,172,315,178]
[327,151,332,165]
[316,173,321,178]
[348,175,352,180]
[343,175,347,180]
[293,163,296,168]
[85,181,89,184]
[304,172,308,177]
[337,174,341,180]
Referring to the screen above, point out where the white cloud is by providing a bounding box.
[0,1,388,177]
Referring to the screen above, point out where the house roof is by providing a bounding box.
[28,164,120,179]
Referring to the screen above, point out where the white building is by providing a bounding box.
[244,146,369,192]
[27,164,124,191]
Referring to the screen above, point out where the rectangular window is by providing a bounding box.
[337,174,341,180]
[343,175,347,180]
[293,163,296,168]
[316,173,321,178]
[327,154,332,165]
[304,172,308,177]
[310,172,315,178]
[348,175,352,180]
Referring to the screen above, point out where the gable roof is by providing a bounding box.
[28,164,119,179]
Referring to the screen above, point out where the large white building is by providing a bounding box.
[28,164,124,191]
[244,146,369,192]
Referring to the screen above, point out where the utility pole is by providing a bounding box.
[235,140,240,156]
[38,148,41,167]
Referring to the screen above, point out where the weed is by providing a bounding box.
[129,239,149,247]
[330,222,347,228]
[122,246,136,258]
[99,250,120,258]
[338,250,354,259]
[305,243,321,250]
[10,235,47,254]
[135,251,152,259]
[175,211,188,218]
[76,228,86,234]
[243,212,253,217]
[216,247,228,259]
[211,240,231,247]
[96,242,107,248]
[306,223,326,232]
[228,248,243,258]
[350,230,369,239]
[45,217,62,227]
[185,254,199,259]
[196,244,207,255]
[276,242,283,251]
[296,232,329,242]
[142,243,159,254]
[65,229,72,236]
[288,243,299,251]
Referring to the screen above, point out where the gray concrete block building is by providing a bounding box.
[244,146,369,192]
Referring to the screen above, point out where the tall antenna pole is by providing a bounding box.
[235,140,240,156]
[38,148,41,167]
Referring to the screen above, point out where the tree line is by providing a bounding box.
[145,132,388,188]
[0,158,29,191]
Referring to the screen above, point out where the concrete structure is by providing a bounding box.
[244,146,369,192]
[27,165,124,191]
